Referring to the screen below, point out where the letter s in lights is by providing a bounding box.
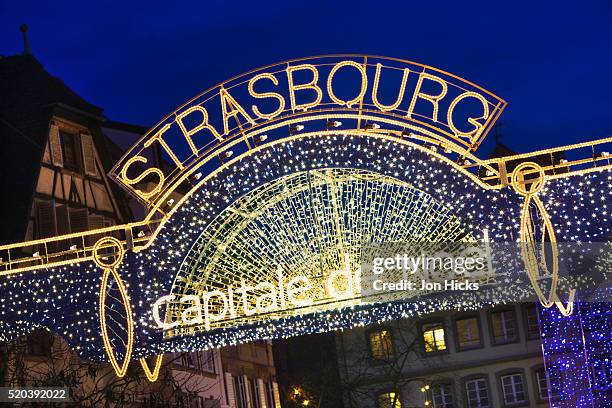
[248,73,286,120]
[120,156,165,200]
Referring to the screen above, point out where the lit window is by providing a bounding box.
[456,317,480,349]
[536,368,560,400]
[423,322,446,352]
[378,391,401,408]
[465,378,489,408]
[490,310,516,344]
[525,305,540,339]
[432,383,454,407]
[369,329,393,359]
[501,373,526,404]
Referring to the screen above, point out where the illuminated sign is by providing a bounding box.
[1,54,610,383]
[154,259,361,332]
[155,243,495,335]
[110,56,507,209]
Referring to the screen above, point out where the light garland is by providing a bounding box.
[140,354,164,382]
[541,300,612,407]
[0,49,608,392]
[1,135,607,367]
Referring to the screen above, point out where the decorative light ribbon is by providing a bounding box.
[93,237,163,381]
[512,162,574,316]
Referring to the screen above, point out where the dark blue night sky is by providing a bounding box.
[1,0,610,155]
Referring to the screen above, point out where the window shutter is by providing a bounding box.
[25,221,33,241]
[242,375,252,408]
[42,143,52,164]
[225,373,237,407]
[56,205,70,235]
[69,208,89,233]
[257,379,267,408]
[48,124,63,167]
[272,382,281,408]
[86,214,105,245]
[56,205,73,250]
[36,201,56,238]
[88,214,105,230]
[80,132,97,176]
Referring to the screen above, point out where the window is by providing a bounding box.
[252,379,263,408]
[535,368,560,400]
[69,208,89,233]
[88,214,105,230]
[501,373,526,404]
[432,384,454,407]
[198,350,215,373]
[247,378,256,408]
[490,309,517,344]
[233,376,246,408]
[176,393,205,408]
[180,353,196,369]
[193,394,205,408]
[117,391,148,403]
[377,391,401,408]
[524,305,540,339]
[60,131,80,171]
[456,317,481,349]
[422,322,446,352]
[36,200,57,238]
[26,329,53,357]
[265,381,277,408]
[179,351,215,373]
[234,376,249,408]
[465,378,489,408]
[369,328,393,359]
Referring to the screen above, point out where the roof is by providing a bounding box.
[488,141,517,158]
[104,120,149,135]
[0,55,103,245]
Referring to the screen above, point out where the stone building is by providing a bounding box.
[335,304,556,408]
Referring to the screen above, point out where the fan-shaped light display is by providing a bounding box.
[165,168,474,337]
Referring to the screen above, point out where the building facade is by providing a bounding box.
[335,304,557,408]
[0,51,278,408]
[221,342,281,408]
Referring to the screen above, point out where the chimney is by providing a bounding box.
[20,24,31,55]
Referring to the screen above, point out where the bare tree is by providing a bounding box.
[336,318,457,408]
[1,329,224,407]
